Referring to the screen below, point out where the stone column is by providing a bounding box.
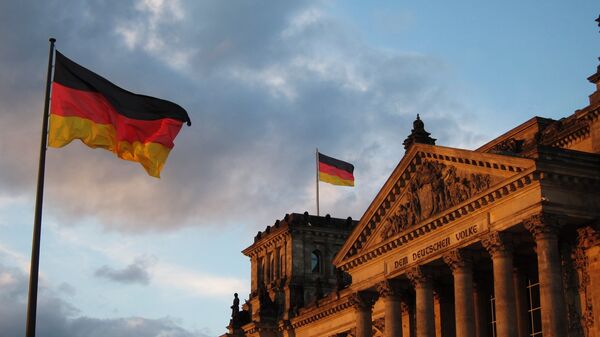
[512,265,529,337]
[377,280,404,337]
[350,291,377,337]
[472,281,489,337]
[407,266,435,337]
[482,231,517,337]
[444,249,476,337]
[524,214,568,337]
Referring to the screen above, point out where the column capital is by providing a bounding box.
[401,301,411,313]
[407,265,433,288]
[523,213,562,239]
[482,231,513,258]
[576,225,600,249]
[443,249,472,272]
[349,291,377,310]
[376,279,405,299]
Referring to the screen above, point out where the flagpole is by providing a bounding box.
[315,148,320,216]
[26,37,56,337]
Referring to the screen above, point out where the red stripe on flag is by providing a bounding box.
[319,162,354,181]
[51,82,183,149]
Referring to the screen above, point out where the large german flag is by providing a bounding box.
[48,51,191,178]
[318,152,354,186]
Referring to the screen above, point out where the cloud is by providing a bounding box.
[0,0,485,234]
[95,256,154,285]
[0,262,209,337]
[58,282,77,296]
[153,263,247,298]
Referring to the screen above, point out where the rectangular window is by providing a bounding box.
[490,295,497,337]
[527,279,542,337]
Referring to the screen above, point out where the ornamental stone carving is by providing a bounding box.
[376,279,405,299]
[576,226,600,249]
[523,213,562,239]
[372,318,385,335]
[443,249,472,272]
[381,161,491,240]
[348,292,377,311]
[490,137,524,154]
[406,266,432,287]
[482,231,513,258]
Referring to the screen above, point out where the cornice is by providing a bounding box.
[243,230,290,257]
[539,107,599,149]
[288,292,354,329]
[245,217,355,257]
[476,116,552,153]
[289,226,353,239]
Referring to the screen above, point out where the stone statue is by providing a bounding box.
[231,293,240,318]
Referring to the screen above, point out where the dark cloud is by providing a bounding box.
[0,0,484,233]
[57,282,76,296]
[0,263,208,337]
[94,257,154,285]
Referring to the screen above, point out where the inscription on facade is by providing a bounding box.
[385,222,484,275]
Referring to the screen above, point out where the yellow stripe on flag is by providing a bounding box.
[48,114,172,177]
[319,172,354,186]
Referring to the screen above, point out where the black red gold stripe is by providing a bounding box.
[53,51,190,124]
[48,51,190,177]
[318,152,355,186]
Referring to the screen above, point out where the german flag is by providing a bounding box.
[318,152,354,186]
[48,51,191,178]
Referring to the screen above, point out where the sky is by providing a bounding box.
[0,1,597,336]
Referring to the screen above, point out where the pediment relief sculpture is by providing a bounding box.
[380,160,491,240]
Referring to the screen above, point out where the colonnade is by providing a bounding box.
[349,214,569,337]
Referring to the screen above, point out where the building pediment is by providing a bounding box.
[332,143,535,269]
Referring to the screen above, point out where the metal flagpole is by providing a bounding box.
[26,37,56,337]
[315,148,319,216]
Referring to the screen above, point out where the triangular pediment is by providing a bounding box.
[333,143,535,268]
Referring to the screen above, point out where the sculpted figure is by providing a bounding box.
[408,180,421,225]
[231,293,240,318]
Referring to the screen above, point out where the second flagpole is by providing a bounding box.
[315,148,319,216]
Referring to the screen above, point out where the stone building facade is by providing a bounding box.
[222,47,600,337]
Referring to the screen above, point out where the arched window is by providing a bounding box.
[275,248,281,278]
[258,257,264,285]
[311,250,322,274]
[265,253,272,283]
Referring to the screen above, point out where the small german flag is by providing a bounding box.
[48,51,191,178]
[318,152,355,186]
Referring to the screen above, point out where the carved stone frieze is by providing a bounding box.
[443,249,472,272]
[482,231,513,258]
[381,160,491,240]
[490,137,524,154]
